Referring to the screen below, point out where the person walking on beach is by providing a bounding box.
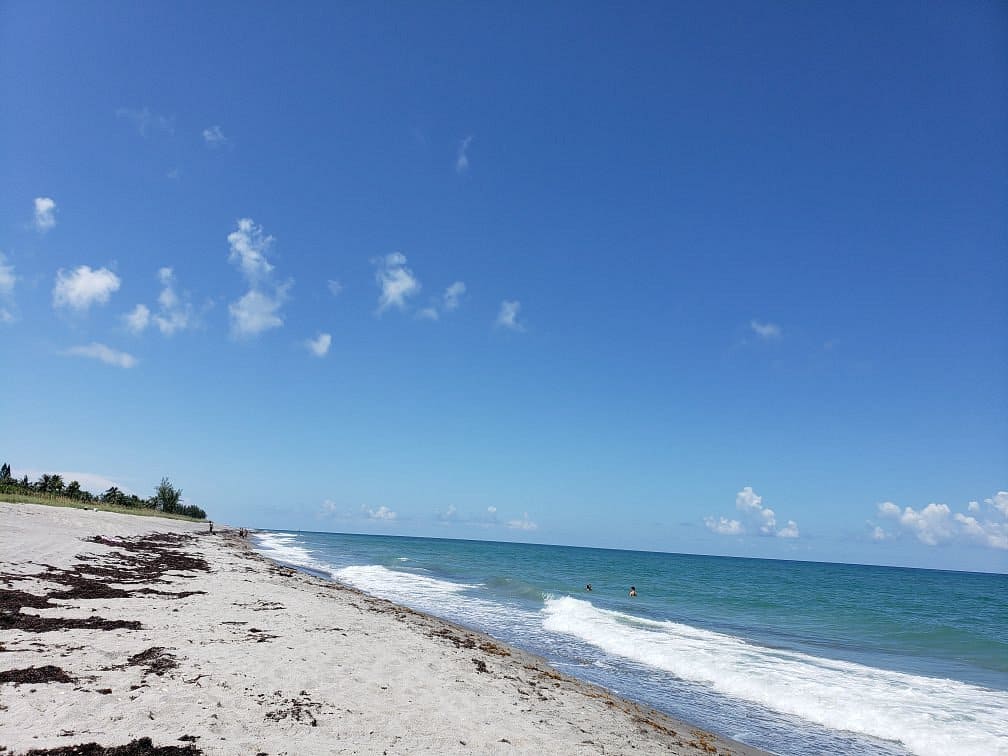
[629,586,637,597]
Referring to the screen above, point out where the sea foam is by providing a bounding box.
[542,596,1008,756]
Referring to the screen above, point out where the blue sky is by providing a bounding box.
[1,2,1005,572]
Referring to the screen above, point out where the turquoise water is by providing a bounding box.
[253,531,1008,756]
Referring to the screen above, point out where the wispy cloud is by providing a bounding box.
[124,304,151,334]
[495,300,524,331]
[365,505,397,521]
[64,342,137,369]
[0,252,16,324]
[151,267,195,335]
[33,197,56,232]
[327,279,343,297]
[873,492,1007,550]
[305,332,331,357]
[53,266,121,312]
[443,281,465,311]
[202,125,229,148]
[227,218,290,338]
[456,136,473,174]
[373,252,420,314]
[507,512,538,531]
[750,320,782,340]
[116,107,174,137]
[705,487,799,538]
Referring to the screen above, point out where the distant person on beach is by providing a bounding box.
[208,521,214,534]
[629,586,637,597]
[586,583,592,592]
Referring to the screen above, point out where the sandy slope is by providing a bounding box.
[0,501,764,755]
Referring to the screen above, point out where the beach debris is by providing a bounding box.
[260,689,323,727]
[0,665,76,685]
[127,647,179,678]
[21,736,201,755]
[472,658,489,674]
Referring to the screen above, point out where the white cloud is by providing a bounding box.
[374,252,420,313]
[417,307,439,321]
[305,332,331,357]
[327,279,343,297]
[987,491,1008,518]
[366,505,397,521]
[65,342,137,369]
[876,494,1008,550]
[777,520,800,538]
[496,300,524,331]
[456,136,473,173]
[53,266,121,311]
[871,525,889,541]
[507,512,538,531]
[0,253,16,323]
[750,320,782,340]
[228,218,275,282]
[706,487,799,538]
[227,219,290,338]
[229,286,288,338]
[116,107,174,137]
[443,281,465,311]
[704,516,743,535]
[202,125,228,147]
[124,304,151,334]
[487,506,497,514]
[33,197,56,232]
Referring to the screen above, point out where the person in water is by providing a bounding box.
[585,583,592,592]
[629,586,637,597]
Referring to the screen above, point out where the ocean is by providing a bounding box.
[251,531,1008,756]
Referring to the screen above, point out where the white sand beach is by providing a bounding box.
[0,502,765,755]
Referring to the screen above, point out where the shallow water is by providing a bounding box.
[253,531,1008,756]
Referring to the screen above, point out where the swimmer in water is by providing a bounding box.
[586,583,592,592]
[629,586,637,597]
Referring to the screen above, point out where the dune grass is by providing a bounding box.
[0,491,208,522]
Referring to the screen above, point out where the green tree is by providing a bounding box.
[66,480,82,499]
[0,462,11,482]
[153,477,182,513]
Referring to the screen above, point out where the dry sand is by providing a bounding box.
[0,501,766,755]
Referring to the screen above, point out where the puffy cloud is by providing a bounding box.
[487,506,497,514]
[33,197,56,232]
[750,320,782,340]
[202,125,228,147]
[456,136,473,173]
[229,286,288,337]
[507,512,538,531]
[53,266,121,311]
[124,268,195,336]
[987,492,1008,518]
[706,487,799,538]
[124,304,151,334]
[65,342,137,369]
[228,219,275,282]
[305,332,331,357]
[116,107,174,137]
[496,300,524,331]
[366,505,397,521]
[443,281,465,311]
[704,516,743,535]
[0,253,15,323]
[870,525,889,541]
[876,493,1008,550]
[374,252,420,313]
[227,219,290,338]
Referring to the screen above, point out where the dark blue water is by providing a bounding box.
[254,531,1008,756]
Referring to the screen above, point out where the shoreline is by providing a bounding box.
[1,501,766,755]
